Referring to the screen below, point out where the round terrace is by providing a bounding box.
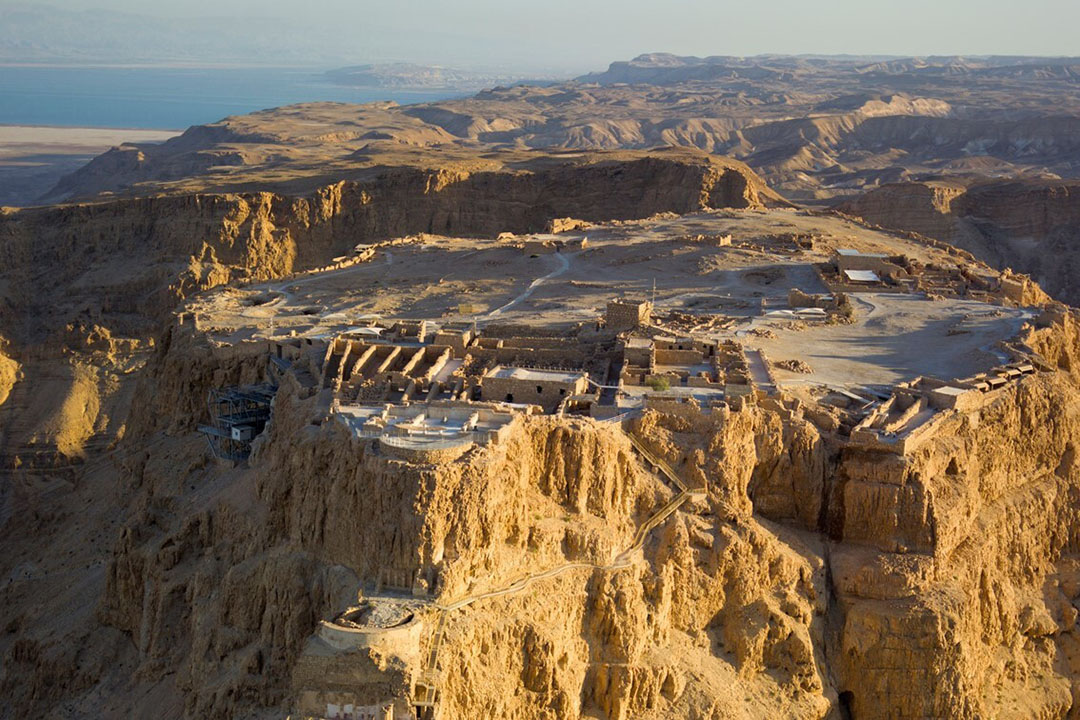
[318,600,426,652]
[379,433,474,463]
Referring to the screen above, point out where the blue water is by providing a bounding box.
[0,66,466,129]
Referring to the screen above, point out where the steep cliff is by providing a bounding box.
[89,330,670,719]
[1,150,776,349]
[6,142,1080,717]
[830,312,1080,718]
[8,309,1080,719]
[838,179,1080,304]
[95,331,837,720]
[0,150,778,467]
[10,55,1080,718]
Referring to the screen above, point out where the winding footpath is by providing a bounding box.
[482,251,573,320]
[415,425,702,707]
[438,487,701,614]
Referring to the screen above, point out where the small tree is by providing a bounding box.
[647,376,670,391]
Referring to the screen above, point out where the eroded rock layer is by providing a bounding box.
[0,150,775,467]
[3,134,1080,719]
[6,305,1080,719]
[838,179,1080,305]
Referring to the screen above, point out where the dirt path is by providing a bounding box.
[417,430,703,703]
[482,251,572,320]
[438,488,702,614]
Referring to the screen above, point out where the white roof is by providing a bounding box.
[844,269,880,283]
[837,248,888,258]
[487,366,584,383]
[795,307,827,315]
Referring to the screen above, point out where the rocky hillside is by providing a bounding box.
[2,165,1080,717]
[838,179,1080,304]
[35,55,1080,207]
[5,304,1080,719]
[0,149,778,468]
[3,54,1080,719]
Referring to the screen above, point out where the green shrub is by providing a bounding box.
[647,376,670,391]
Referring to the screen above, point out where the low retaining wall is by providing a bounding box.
[379,435,474,463]
[316,614,425,653]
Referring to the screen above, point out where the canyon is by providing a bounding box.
[838,178,1080,305]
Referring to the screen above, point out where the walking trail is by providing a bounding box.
[413,422,702,707]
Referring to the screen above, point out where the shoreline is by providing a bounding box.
[0,123,183,134]
[0,62,327,70]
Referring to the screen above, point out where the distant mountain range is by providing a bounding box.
[577,52,1080,85]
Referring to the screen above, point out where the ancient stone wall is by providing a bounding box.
[479,373,587,410]
[606,300,652,331]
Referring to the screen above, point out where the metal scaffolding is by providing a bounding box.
[197,383,276,461]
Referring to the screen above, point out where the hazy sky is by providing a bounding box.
[5,0,1079,71]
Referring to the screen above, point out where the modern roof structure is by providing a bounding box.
[486,366,585,383]
[837,248,889,258]
[844,269,881,283]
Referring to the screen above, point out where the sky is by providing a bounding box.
[2,0,1078,72]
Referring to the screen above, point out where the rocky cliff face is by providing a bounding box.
[798,311,1080,719]
[252,388,660,601]
[426,312,1080,720]
[88,326,669,719]
[94,331,836,720]
[839,179,1080,305]
[8,310,1080,719]
[2,150,774,347]
[0,151,776,467]
[5,125,1080,716]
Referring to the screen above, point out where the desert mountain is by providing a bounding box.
[4,53,1080,720]
[48,54,1080,207]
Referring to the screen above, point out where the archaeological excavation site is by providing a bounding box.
[3,47,1080,720]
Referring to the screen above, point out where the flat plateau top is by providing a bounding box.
[189,207,1031,392]
[739,293,1031,389]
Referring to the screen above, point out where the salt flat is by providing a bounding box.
[0,125,178,206]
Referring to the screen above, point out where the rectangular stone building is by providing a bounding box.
[606,299,652,331]
[480,365,589,409]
